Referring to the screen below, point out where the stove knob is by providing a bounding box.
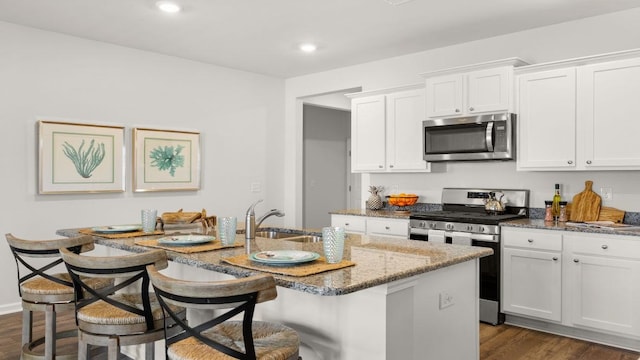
[420,221,428,228]
[466,225,473,231]
[430,223,437,229]
[446,223,453,230]
[478,226,485,233]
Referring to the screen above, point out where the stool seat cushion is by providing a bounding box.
[77,293,184,335]
[20,272,112,303]
[167,321,300,360]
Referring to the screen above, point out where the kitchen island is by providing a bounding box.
[58,228,491,360]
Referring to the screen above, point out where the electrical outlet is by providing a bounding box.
[250,182,262,193]
[439,292,454,310]
[600,187,613,200]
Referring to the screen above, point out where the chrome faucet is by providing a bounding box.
[244,200,285,254]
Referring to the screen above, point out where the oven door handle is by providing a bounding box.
[445,231,499,243]
[485,121,494,152]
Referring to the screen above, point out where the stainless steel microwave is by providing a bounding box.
[423,113,515,161]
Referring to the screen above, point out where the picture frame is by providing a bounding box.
[132,127,201,192]
[38,120,125,194]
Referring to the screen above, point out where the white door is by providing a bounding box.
[578,57,640,169]
[467,67,510,114]
[502,247,562,321]
[351,95,386,171]
[517,68,577,170]
[568,254,640,336]
[386,89,429,171]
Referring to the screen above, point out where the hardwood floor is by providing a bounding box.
[0,311,638,359]
[480,323,640,360]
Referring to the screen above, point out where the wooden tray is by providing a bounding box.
[566,204,625,223]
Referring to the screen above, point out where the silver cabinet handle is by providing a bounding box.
[553,257,558,261]
[385,226,390,230]
[586,160,592,164]
[455,109,460,113]
[345,223,350,226]
[527,239,534,243]
[379,165,383,168]
[469,107,475,111]
[389,165,394,168]
[568,160,573,164]
[573,259,580,263]
[602,244,608,249]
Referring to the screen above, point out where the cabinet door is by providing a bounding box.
[467,67,510,114]
[386,89,429,171]
[502,247,562,321]
[425,74,463,118]
[568,254,640,336]
[517,68,577,170]
[351,95,386,172]
[579,58,640,169]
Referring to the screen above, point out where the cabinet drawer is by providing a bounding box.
[367,218,408,238]
[331,215,366,233]
[502,228,562,251]
[566,234,640,259]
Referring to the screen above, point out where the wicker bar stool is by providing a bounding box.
[6,233,112,360]
[147,265,301,360]
[60,248,185,360]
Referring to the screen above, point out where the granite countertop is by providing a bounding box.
[57,228,491,296]
[330,209,410,219]
[501,218,640,237]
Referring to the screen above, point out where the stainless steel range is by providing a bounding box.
[409,188,530,325]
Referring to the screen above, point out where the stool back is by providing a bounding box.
[6,233,94,299]
[60,248,168,331]
[147,265,278,359]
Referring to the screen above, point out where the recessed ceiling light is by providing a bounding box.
[156,1,181,13]
[299,43,317,53]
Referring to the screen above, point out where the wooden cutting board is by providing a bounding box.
[566,205,625,223]
[569,180,602,222]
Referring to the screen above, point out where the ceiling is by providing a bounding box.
[1,0,639,78]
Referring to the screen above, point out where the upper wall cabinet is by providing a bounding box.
[348,84,430,173]
[421,58,528,119]
[516,49,640,171]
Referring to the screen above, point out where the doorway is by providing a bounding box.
[301,90,361,229]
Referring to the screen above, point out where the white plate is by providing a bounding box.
[249,250,320,265]
[157,235,215,246]
[92,225,142,233]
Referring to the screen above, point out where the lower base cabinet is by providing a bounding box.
[502,227,640,346]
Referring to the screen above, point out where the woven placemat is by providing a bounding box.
[222,254,355,277]
[79,228,164,239]
[134,238,243,254]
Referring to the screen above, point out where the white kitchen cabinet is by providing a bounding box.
[366,217,409,238]
[502,227,562,321]
[421,58,528,119]
[564,233,640,337]
[349,85,430,173]
[331,214,366,235]
[330,214,409,238]
[516,68,577,170]
[578,57,640,169]
[516,50,640,171]
[426,67,511,118]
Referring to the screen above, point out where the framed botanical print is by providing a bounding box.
[132,127,201,192]
[38,120,125,194]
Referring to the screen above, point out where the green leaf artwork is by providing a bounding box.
[149,145,185,177]
[61,139,106,178]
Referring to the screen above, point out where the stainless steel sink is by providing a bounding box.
[254,230,322,242]
[255,230,303,239]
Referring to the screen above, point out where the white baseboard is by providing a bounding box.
[0,302,22,316]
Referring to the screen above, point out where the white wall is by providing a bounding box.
[0,21,285,312]
[285,8,640,225]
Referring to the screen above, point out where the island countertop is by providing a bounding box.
[57,228,491,296]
